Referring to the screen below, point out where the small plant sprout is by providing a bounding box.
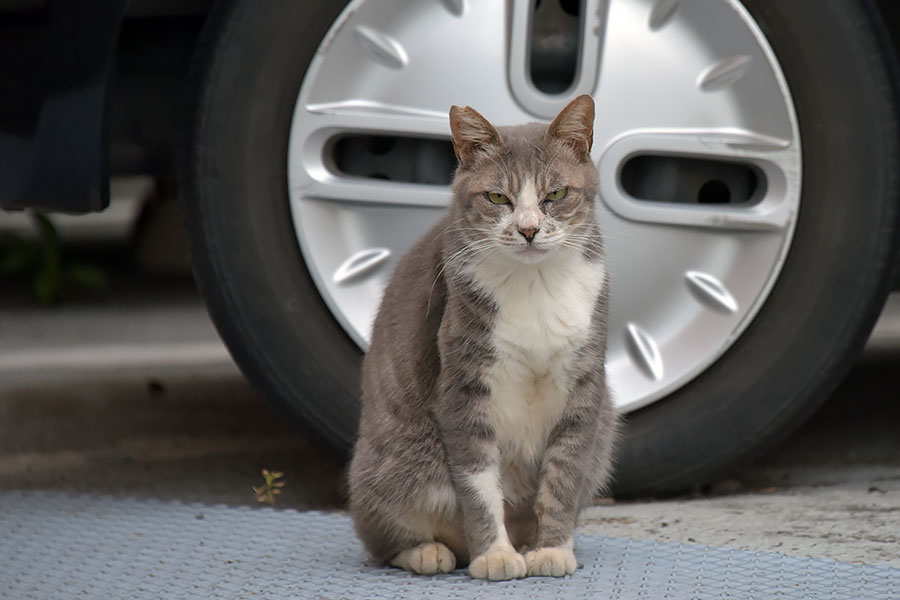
[252,469,285,505]
[0,211,108,305]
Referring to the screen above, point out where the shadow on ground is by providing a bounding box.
[0,349,897,509]
[0,374,345,509]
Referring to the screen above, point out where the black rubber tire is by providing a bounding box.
[180,0,360,448]
[614,0,900,495]
[180,0,900,494]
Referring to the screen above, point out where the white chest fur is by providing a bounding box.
[470,249,605,472]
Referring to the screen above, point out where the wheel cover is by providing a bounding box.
[287,0,801,413]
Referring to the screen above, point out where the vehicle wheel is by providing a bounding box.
[181,0,899,494]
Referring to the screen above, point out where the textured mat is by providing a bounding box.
[0,491,897,600]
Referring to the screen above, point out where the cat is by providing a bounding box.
[348,94,617,581]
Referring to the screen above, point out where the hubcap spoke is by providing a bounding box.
[294,178,450,209]
[296,0,517,121]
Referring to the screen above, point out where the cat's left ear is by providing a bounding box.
[449,105,501,167]
[547,94,595,161]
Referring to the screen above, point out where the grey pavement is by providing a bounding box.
[581,356,900,567]
[4,494,895,599]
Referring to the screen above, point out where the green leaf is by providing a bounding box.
[0,247,35,275]
[0,231,28,248]
[32,212,61,285]
[32,212,59,254]
[0,229,40,271]
[64,262,108,292]
[32,264,59,305]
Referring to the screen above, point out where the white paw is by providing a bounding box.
[525,547,577,577]
[468,546,527,581]
[390,542,456,575]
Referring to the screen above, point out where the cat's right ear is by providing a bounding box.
[449,105,501,167]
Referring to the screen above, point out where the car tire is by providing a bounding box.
[180,0,361,447]
[180,0,900,494]
[613,0,900,495]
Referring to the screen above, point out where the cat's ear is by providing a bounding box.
[449,105,501,167]
[547,94,595,161]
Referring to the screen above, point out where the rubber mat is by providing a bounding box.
[0,490,897,600]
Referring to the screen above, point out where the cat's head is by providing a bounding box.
[448,95,600,264]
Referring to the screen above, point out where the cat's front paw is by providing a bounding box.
[391,542,456,575]
[468,546,527,581]
[524,546,577,577]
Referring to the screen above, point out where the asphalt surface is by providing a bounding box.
[1,325,898,569]
[0,238,897,571]
[581,352,900,568]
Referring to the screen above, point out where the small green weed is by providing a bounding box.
[252,469,286,505]
[0,212,108,305]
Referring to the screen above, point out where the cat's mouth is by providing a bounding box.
[513,244,551,262]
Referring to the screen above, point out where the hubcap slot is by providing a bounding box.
[330,135,455,185]
[530,0,582,94]
[620,155,763,206]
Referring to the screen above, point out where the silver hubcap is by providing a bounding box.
[287,0,801,412]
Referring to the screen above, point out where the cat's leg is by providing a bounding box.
[388,507,469,573]
[350,436,463,575]
[357,510,458,575]
[453,462,527,580]
[505,503,538,553]
[435,389,526,579]
[390,541,456,574]
[525,370,617,577]
[434,293,527,581]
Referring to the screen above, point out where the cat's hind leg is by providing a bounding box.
[389,506,465,575]
[505,504,538,553]
[352,498,463,575]
[391,541,456,574]
[350,441,464,574]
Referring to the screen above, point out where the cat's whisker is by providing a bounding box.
[427,237,501,315]
[438,218,469,236]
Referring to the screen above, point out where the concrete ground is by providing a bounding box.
[1,318,898,570]
[580,354,900,568]
[0,214,897,572]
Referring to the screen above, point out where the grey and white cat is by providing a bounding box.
[349,95,617,581]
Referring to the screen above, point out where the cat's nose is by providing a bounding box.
[518,227,539,243]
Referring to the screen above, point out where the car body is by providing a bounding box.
[0,0,210,212]
[1,0,898,214]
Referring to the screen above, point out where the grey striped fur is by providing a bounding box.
[349,95,618,580]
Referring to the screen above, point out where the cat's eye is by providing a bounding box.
[544,187,568,202]
[487,192,510,205]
